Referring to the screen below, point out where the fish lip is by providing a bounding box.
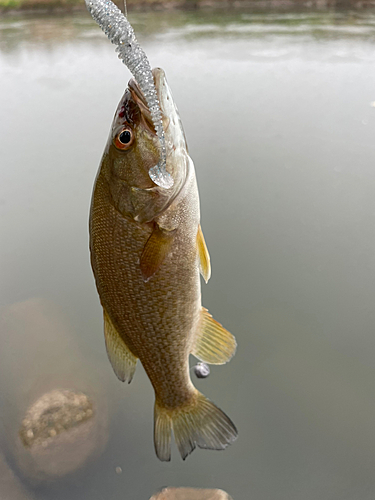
[128,68,165,108]
[128,78,153,125]
[128,78,147,107]
[151,67,169,120]
[128,69,169,131]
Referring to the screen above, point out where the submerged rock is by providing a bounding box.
[19,390,94,449]
[0,298,109,483]
[16,389,102,481]
[150,487,233,500]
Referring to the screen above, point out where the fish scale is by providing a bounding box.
[92,178,198,400]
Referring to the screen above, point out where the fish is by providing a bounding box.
[89,68,238,461]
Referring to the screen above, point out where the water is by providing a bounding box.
[1,6,375,500]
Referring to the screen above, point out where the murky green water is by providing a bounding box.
[1,7,375,500]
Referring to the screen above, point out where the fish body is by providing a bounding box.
[89,68,237,460]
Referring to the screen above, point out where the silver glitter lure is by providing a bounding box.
[85,0,173,189]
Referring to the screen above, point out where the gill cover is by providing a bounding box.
[106,69,189,224]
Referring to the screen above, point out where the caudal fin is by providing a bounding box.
[154,392,238,461]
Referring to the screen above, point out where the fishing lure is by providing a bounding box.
[194,362,210,379]
[85,0,173,189]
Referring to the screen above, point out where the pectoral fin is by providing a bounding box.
[197,225,211,283]
[192,308,237,365]
[103,308,137,383]
[140,224,176,282]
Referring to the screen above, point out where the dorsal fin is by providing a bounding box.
[140,224,177,282]
[197,225,211,283]
[103,308,137,383]
[192,308,236,365]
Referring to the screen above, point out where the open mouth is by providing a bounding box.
[128,69,169,134]
[128,78,150,114]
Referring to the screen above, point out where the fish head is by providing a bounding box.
[104,68,189,223]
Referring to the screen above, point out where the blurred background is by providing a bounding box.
[1,1,375,499]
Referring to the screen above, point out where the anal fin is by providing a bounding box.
[192,308,237,365]
[197,225,211,283]
[154,401,172,461]
[103,308,137,383]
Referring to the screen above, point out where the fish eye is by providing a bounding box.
[114,126,134,150]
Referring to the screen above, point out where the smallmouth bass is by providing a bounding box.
[89,68,237,461]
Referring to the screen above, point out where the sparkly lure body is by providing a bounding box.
[85,0,172,189]
[89,71,237,461]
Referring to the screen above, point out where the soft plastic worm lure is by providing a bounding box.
[85,0,173,189]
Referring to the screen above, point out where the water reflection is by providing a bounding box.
[2,9,375,54]
[1,6,375,500]
[0,453,31,500]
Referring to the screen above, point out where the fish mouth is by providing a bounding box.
[128,68,170,134]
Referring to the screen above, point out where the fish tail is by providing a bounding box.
[154,401,173,461]
[154,391,237,461]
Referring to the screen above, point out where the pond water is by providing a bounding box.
[1,6,375,500]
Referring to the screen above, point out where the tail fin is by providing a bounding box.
[154,391,237,461]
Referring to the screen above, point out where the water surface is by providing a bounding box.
[1,7,375,500]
